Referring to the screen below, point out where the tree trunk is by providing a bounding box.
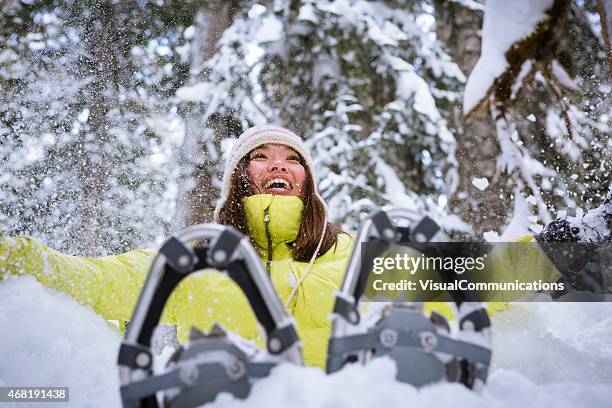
[433,0,512,236]
[597,0,612,75]
[179,1,243,227]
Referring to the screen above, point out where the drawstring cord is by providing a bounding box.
[284,218,327,309]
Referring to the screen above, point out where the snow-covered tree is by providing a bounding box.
[450,0,610,238]
[2,0,609,249]
[176,0,470,232]
[0,1,192,254]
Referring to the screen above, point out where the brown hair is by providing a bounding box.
[217,154,342,262]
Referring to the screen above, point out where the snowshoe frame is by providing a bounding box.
[327,207,493,388]
[117,224,302,408]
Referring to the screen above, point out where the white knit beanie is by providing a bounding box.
[213,124,325,222]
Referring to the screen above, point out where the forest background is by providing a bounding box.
[1,0,610,256]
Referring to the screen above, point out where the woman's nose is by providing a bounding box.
[269,159,288,172]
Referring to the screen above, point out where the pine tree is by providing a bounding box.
[0,0,194,254]
[458,0,611,238]
[176,0,470,232]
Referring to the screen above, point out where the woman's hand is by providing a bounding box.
[537,191,611,243]
[536,191,611,296]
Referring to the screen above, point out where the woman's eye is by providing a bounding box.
[287,155,300,162]
[250,153,266,160]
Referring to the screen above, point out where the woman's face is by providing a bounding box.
[246,144,307,197]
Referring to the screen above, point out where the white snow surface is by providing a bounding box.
[551,60,578,90]
[0,277,121,407]
[463,0,553,114]
[254,14,284,44]
[1,277,612,407]
[448,0,486,12]
[471,177,489,191]
[176,82,212,102]
[397,69,442,123]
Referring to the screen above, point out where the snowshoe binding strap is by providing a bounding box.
[327,207,492,390]
[118,224,302,408]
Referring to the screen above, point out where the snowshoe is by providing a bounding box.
[117,224,302,408]
[327,207,492,389]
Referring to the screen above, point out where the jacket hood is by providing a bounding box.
[243,194,304,252]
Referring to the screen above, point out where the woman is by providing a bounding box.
[213,125,353,366]
[0,124,592,368]
[0,125,353,368]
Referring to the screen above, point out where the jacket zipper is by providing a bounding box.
[263,206,273,274]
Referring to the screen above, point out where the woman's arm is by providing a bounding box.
[0,231,173,323]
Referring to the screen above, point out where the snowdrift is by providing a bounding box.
[1,276,611,408]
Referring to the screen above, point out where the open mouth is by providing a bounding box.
[262,178,292,191]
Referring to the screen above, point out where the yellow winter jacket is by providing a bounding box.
[0,195,351,368]
[0,195,562,368]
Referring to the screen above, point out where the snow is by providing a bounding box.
[316,0,349,16]
[375,158,419,210]
[463,0,553,114]
[494,113,553,224]
[2,276,612,407]
[298,4,319,24]
[471,177,489,191]
[77,108,90,123]
[247,3,267,19]
[435,214,473,234]
[254,14,284,44]
[183,25,195,40]
[602,1,612,48]
[220,137,238,162]
[551,60,578,91]
[2,2,609,404]
[366,17,408,47]
[481,189,538,242]
[397,70,442,123]
[529,223,544,234]
[499,188,534,241]
[24,140,44,162]
[555,198,612,243]
[526,195,537,205]
[448,0,486,12]
[0,49,18,63]
[145,115,185,146]
[0,277,121,407]
[386,55,413,71]
[510,60,533,99]
[175,82,212,102]
[312,56,341,87]
[483,230,502,242]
